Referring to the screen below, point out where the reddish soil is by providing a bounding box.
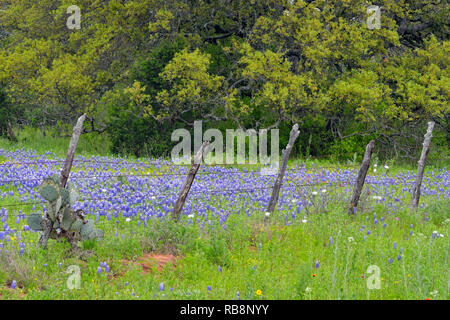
[118,253,179,277]
[137,254,178,274]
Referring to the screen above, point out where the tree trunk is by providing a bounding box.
[172,141,210,222]
[410,121,435,210]
[7,121,17,142]
[348,140,375,215]
[266,124,300,214]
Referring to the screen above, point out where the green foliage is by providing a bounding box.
[105,39,187,157]
[0,84,13,138]
[0,0,448,160]
[140,217,198,255]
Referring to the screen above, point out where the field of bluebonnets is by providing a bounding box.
[0,146,448,300]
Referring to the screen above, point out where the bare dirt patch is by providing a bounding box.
[118,253,179,277]
[137,254,178,274]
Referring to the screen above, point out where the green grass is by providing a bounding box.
[0,132,448,300]
[0,127,112,158]
[0,200,448,300]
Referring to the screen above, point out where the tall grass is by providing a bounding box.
[0,127,112,158]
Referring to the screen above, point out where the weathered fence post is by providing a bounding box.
[410,121,435,210]
[266,124,300,215]
[348,140,375,215]
[59,114,86,188]
[38,114,86,249]
[172,141,210,222]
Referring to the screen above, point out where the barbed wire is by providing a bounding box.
[0,158,361,168]
[0,164,362,185]
[0,171,432,213]
[0,178,360,216]
[1,161,438,218]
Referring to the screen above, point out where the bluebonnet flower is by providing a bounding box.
[160,283,164,291]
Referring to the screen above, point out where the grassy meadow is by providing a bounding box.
[0,131,448,300]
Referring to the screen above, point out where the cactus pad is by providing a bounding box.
[40,185,59,202]
[80,220,94,238]
[60,188,70,207]
[60,207,75,231]
[70,219,84,233]
[37,175,104,249]
[27,213,43,231]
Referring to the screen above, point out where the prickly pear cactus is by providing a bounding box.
[28,174,104,250]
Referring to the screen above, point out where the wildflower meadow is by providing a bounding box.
[0,147,448,300]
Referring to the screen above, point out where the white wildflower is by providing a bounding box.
[440,234,444,238]
[430,290,438,297]
[265,212,271,217]
[302,219,307,223]
[187,214,194,219]
[348,237,354,242]
[305,287,312,293]
[321,189,327,193]
[125,218,131,222]
[291,199,297,204]
[373,168,377,173]
[311,191,318,196]
[384,165,389,169]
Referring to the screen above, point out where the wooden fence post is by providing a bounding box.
[348,140,375,215]
[38,114,85,249]
[59,114,86,188]
[410,121,435,210]
[172,141,210,222]
[266,124,300,214]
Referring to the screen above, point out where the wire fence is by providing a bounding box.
[0,158,361,168]
[0,156,401,222]
[0,158,360,186]
[0,176,360,217]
